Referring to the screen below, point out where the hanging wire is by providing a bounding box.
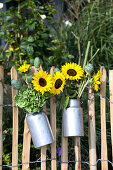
[0,158,113,167]
[0,92,113,108]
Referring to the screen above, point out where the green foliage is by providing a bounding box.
[0,0,57,69]
[72,0,113,69]
[14,87,48,113]
[61,96,69,109]
[47,26,76,67]
[34,57,42,68]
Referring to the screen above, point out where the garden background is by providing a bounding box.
[0,0,113,169]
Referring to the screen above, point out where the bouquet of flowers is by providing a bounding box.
[50,62,102,108]
[11,60,102,111]
[11,62,53,113]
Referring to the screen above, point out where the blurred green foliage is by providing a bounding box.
[0,0,57,70]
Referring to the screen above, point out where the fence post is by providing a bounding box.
[41,101,47,170]
[0,66,4,170]
[22,116,31,170]
[61,134,68,170]
[109,70,113,162]
[88,85,97,170]
[31,66,47,170]
[75,137,81,170]
[11,66,18,170]
[100,66,108,170]
[61,116,68,170]
[50,67,56,170]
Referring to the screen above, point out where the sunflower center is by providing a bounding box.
[67,69,77,76]
[55,79,63,89]
[39,78,47,87]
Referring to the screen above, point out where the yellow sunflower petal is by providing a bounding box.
[32,70,52,95]
[18,63,30,73]
[61,62,84,80]
[93,71,102,91]
[51,71,65,95]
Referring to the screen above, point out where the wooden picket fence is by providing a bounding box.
[0,65,113,170]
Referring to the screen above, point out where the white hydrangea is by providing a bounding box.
[40,15,46,20]
[0,3,3,9]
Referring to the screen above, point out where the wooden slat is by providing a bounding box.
[11,66,18,170]
[61,113,68,170]
[0,66,4,170]
[41,146,47,170]
[75,137,81,170]
[41,105,47,170]
[88,85,97,170]
[31,66,47,169]
[50,96,56,170]
[100,66,108,170]
[61,136,68,170]
[22,66,37,169]
[109,70,113,162]
[50,67,56,170]
[22,116,31,170]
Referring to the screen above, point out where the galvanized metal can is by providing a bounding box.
[26,112,54,148]
[63,99,84,137]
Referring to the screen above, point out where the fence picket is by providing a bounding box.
[0,66,4,170]
[61,135,68,170]
[22,116,31,170]
[50,67,57,170]
[88,85,97,170]
[109,70,113,162]
[11,66,18,170]
[41,104,47,170]
[100,66,108,170]
[41,146,47,170]
[75,137,81,170]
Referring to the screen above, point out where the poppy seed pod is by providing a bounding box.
[84,64,93,74]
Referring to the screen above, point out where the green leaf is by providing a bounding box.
[0,54,3,59]
[34,57,41,68]
[28,22,36,29]
[61,96,69,109]
[30,59,34,65]
[0,31,4,37]
[41,33,49,39]
[28,36,34,42]
[15,13,22,19]
[27,45,34,56]
[6,15,13,21]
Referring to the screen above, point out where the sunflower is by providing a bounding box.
[32,70,52,95]
[93,71,102,91]
[51,71,65,95]
[18,63,30,73]
[61,62,84,80]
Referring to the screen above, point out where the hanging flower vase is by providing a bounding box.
[26,112,54,148]
[63,99,84,137]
